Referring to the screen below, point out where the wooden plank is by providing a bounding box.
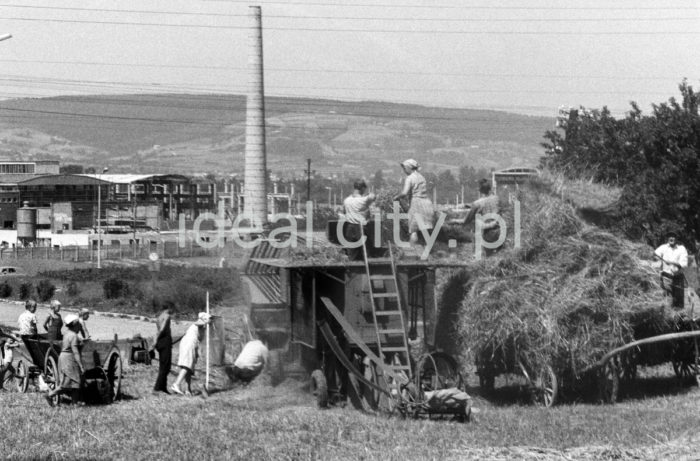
[319,296,407,384]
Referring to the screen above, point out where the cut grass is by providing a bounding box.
[1,363,699,460]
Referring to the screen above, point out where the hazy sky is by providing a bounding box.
[0,0,698,116]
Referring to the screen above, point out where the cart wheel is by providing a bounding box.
[310,369,329,408]
[14,360,28,393]
[44,354,61,406]
[106,348,123,401]
[530,365,558,408]
[598,360,619,404]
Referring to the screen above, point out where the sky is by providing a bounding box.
[0,0,698,117]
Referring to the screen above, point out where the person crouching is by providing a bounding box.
[231,339,269,384]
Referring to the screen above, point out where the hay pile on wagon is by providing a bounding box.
[451,186,687,386]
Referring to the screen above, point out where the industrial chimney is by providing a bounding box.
[244,5,268,228]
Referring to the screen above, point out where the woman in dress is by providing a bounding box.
[43,300,63,342]
[171,312,211,396]
[45,314,84,406]
[393,159,435,254]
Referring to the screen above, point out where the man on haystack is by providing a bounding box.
[341,179,376,261]
[654,231,688,309]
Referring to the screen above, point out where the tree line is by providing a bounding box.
[541,80,700,248]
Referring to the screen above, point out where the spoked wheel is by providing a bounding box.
[106,348,123,401]
[83,367,113,405]
[530,365,558,407]
[598,359,619,404]
[416,352,464,393]
[14,360,28,393]
[310,369,329,408]
[44,353,61,406]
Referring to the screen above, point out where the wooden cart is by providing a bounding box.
[13,335,123,405]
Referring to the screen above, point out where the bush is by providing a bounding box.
[19,282,33,300]
[103,277,129,299]
[66,281,79,297]
[0,281,12,298]
[37,279,56,302]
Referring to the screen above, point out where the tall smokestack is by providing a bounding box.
[244,5,268,228]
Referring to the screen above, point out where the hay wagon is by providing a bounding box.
[12,334,126,404]
[476,315,700,406]
[242,230,472,420]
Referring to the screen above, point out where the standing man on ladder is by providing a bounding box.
[655,231,688,309]
[341,179,376,261]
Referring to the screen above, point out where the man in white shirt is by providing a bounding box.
[341,179,376,260]
[654,232,688,308]
[232,339,269,383]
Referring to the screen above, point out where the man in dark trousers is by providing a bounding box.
[152,305,173,393]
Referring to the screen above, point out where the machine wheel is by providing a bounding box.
[14,360,28,393]
[529,365,558,408]
[417,352,464,392]
[598,359,619,404]
[44,354,61,406]
[310,369,329,408]
[106,348,123,401]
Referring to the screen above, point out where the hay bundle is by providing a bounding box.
[454,189,674,382]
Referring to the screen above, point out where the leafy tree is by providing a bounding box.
[540,80,700,247]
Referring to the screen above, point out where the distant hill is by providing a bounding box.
[0,94,554,177]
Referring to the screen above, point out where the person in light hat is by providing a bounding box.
[77,308,91,341]
[393,158,435,255]
[171,312,211,396]
[43,300,63,342]
[45,314,84,406]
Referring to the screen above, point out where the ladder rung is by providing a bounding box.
[373,292,398,298]
[382,347,408,352]
[378,329,404,334]
[366,258,392,264]
[370,275,394,280]
[375,310,402,316]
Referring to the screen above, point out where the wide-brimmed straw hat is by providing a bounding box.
[64,314,79,325]
[195,312,212,326]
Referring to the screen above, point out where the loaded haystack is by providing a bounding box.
[452,181,688,396]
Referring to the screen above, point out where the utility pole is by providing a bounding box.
[97,167,109,269]
[304,158,312,203]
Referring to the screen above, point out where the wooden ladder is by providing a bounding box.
[362,240,412,384]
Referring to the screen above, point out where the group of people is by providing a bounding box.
[151,307,269,397]
[341,158,501,260]
[18,299,91,342]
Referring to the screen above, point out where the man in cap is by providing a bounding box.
[654,231,688,308]
[77,308,91,341]
[171,312,211,396]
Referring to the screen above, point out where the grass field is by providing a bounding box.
[2,361,699,460]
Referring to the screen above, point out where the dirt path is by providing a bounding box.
[0,301,189,341]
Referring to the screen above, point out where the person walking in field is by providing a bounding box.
[171,312,211,396]
[654,231,688,308]
[45,314,85,406]
[0,328,19,390]
[152,305,173,394]
[43,300,63,342]
[341,179,376,261]
[393,159,435,255]
[18,299,38,340]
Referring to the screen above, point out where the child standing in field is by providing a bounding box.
[17,299,38,340]
[43,300,63,342]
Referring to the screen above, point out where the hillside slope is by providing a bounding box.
[0,94,553,176]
